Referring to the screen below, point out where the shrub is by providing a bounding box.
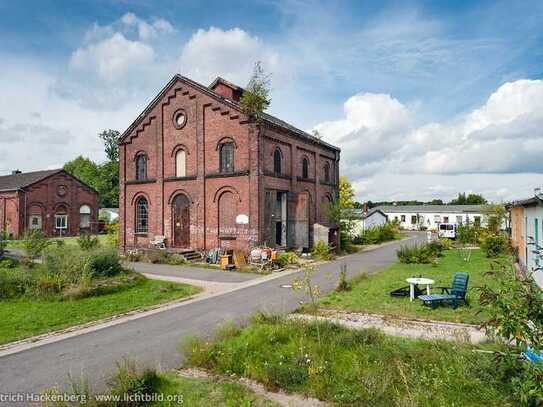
[86,249,123,277]
[144,250,170,264]
[336,264,350,292]
[0,258,18,268]
[480,233,508,257]
[0,267,35,298]
[77,233,99,251]
[106,222,119,248]
[312,241,333,260]
[42,245,87,285]
[396,243,434,264]
[354,223,399,245]
[22,230,50,260]
[438,237,453,250]
[275,252,299,268]
[108,359,162,406]
[427,240,445,258]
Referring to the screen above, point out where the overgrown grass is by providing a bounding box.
[0,277,200,344]
[319,249,502,324]
[44,360,278,406]
[182,315,514,406]
[5,234,110,249]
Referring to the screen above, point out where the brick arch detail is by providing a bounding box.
[167,189,194,204]
[215,136,237,150]
[171,144,190,156]
[131,192,151,206]
[213,185,241,203]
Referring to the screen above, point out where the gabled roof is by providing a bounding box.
[0,169,62,192]
[376,205,485,214]
[0,169,98,193]
[342,208,387,220]
[508,196,543,208]
[120,74,340,152]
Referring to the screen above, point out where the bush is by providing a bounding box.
[275,252,299,268]
[427,240,445,258]
[354,223,399,245]
[22,230,50,260]
[311,241,333,260]
[438,237,453,250]
[480,233,508,257]
[106,222,119,248]
[0,267,35,298]
[77,233,99,251]
[397,243,434,264]
[108,359,162,406]
[42,245,87,285]
[144,250,170,264]
[86,249,123,277]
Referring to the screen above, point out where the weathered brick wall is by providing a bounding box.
[119,76,339,253]
[0,173,98,238]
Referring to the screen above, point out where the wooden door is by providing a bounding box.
[172,195,190,248]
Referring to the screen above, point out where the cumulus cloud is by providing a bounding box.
[315,79,543,201]
[178,27,282,86]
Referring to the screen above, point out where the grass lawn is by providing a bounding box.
[319,248,503,324]
[183,315,514,406]
[0,278,200,345]
[5,234,110,249]
[150,372,278,406]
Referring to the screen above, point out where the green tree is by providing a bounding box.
[339,176,355,209]
[240,61,271,122]
[99,129,121,162]
[450,192,487,205]
[64,156,101,192]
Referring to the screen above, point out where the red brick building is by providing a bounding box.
[119,75,340,253]
[0,169,99,238]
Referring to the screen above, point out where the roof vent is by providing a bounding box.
[11,170,21,175]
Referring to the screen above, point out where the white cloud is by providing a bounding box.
[70,32,155,81]
[315,79,543,201]
[178,27,282,86]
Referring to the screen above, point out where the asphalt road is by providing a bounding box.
[0,233,423,400]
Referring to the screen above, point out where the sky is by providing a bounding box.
[0,0,542,203]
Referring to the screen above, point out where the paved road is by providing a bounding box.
[0,234,423,399]
[129,262,260,283]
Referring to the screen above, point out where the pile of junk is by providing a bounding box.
[206,246,282,272]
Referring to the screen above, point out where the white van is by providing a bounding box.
[438,223,456,239]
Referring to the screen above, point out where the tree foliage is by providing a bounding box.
[450,192,487,205]
[64,129,120,208]
[239,62,271,122]
[339,176,355,210]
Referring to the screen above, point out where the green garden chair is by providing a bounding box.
[418,272,469,309]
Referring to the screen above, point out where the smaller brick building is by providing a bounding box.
[0,169,99,238]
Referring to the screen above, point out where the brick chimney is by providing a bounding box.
[209,77,244,103]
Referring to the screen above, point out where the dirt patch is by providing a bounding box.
[177,368,328,407]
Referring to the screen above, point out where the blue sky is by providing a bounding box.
[0,0,542,202]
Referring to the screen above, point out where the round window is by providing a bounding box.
[57,185,67,197]
[173,110,187,129]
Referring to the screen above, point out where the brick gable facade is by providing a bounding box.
[0,170,99,238]
[119,75,340,253]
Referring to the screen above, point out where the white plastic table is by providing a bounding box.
[406,277,434,302]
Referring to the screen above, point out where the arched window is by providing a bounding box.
[175,150,186,177]
[135,197,148,233]
[273,148,282,174]
[136,154,147,180]
[323,162,330,183]
[302,157,309,179]
[219,143,234,173]
[79,205,91,229]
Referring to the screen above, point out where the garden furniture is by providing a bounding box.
[405,277,434,302]
[418,272,469,309]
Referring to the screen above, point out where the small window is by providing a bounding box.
[302,157,309,179]
[79,205,91,229]
[456,215,463,225]
[440,224,447,230]
[443,216,449,223]
[175,150,186,177]
[411,215,417,225]
[173,109,187,129]
[55,214,68,230]
[136,154,147,180]
[219,143,234,173]
[474,216,481,227]
[30,215,42,230]
[401,215,406,222]
[323,162,330,183]
[273,148,282,174]
[136,197,148,234]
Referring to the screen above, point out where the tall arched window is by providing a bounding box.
[135,197,148,233]
[175,150,186,177]
[273,148,282,174]
[219,143,234,173]
[79,205,91,229]
[323,162,330,183]
[302,157,309,179]
[136,154,147,180]
[55,205,68,233]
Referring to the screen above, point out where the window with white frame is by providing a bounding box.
[55,214,68,230]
